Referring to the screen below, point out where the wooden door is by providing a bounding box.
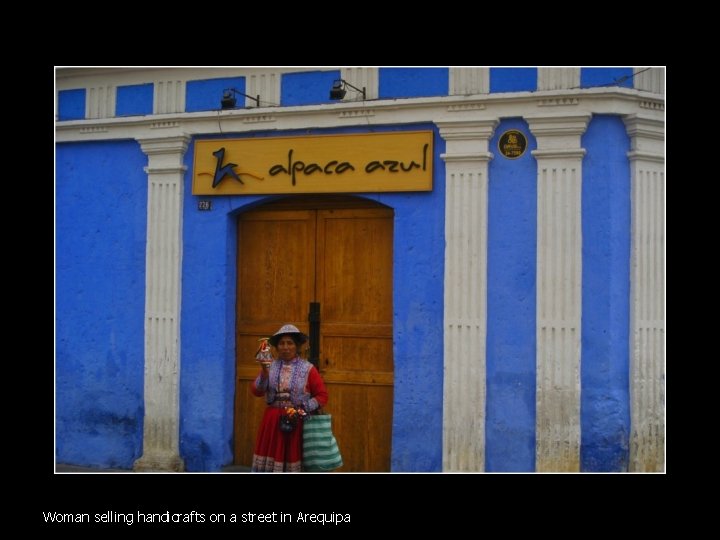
[234,197,394,471]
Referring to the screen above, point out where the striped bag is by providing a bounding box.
[302,413,343,471]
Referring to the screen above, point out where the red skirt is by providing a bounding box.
[251,407,303,472]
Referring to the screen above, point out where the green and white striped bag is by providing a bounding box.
[303,413,343,471]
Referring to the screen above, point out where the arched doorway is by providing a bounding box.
[233,195,394,471]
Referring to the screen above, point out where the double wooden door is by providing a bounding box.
[234,197,394,471]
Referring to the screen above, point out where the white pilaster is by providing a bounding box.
[154,79,186,114]
[246,71,281,107]
[634,68,665,95]
[86,84,115,119]
[449,68,489,95]
[537,68,580,91]
[133,135,189,472]
[528,114,590,472]
[438,119,497,471]
[340,67,378,101]
[624,114,665,472]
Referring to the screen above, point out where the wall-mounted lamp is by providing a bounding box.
[221,88,260,109]
[329,79,366,101]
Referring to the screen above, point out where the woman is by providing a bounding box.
[251,324,328,472]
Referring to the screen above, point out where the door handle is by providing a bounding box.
[308,302,320,369]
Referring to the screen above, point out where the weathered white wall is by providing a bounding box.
[528,114,590,472]
[86,84,115,119]
[634,68,665,95]
[624,114,665,472]
[341,67,378,101]
[450,68,489,95]
[133,136,189,472]
[439,119,496,471]
[538,68,580,91]
[154,79,185,114]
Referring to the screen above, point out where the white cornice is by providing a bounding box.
[447,103,486,112]
[626,151,664,163]
[55,67,318,87]
[57,67,150,78]
[624,114,664,158]
[337,109,374,119]
[537,97,579,107]
[436,120,498,140]
[139,136,191,171]
[239,114,277,124]
[440,152,495,163]
[623,114,665,140]
[639,99,664,111]
[138,135,191,155]
[56,88,663,143]
[438,120,498,160]
[150,121,182,130]
[526,114,592,137]
[79,126,109,134]
[531,149,587,159]
[144,166,188,174]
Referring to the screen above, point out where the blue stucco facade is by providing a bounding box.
[56,140,148,468]
[281,70,341,106]
[490,68,538,93]
[58,89,86,121]
[56,67,657,472]
[116,83,153,116]
[379,68,449,99]
[485,119,537,471]
[178,124,445,471]
[580,115,631,471]
[581,68,634,89]
[186,77,246,112]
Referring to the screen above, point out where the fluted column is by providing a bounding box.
[341,67,378,100]
[633,68,665,95]
[86,84,115,119]
[449,68,489,95]
[246,70,281,107]
[527,114,590,471]
[437,119,497,471]
[154,79,185,114]
[624,114,665,472]
[133,135,190,472]
[537,68,579,91]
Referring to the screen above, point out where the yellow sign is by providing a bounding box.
[192,131,433,195]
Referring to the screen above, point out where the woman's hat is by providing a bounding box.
[268,324,309,347]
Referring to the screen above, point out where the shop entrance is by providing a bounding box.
[234,196,394,471]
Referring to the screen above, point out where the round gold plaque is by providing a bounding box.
[498,130,527,159]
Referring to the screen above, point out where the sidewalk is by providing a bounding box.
[55,464,251,473]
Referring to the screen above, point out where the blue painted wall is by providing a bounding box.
[581,68,634,89]
[378,68,449,99]
[186,77,245,112]
[281,70,340,106]
[56,140,148,468]
[116,83,154,116]
[490,68,537,93]
[179,136,251,471]
[486,119,537,471]
[180,124,445,471]
[580,115,631,471]
[58,88,86,120]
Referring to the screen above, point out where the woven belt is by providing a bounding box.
[271,396,293,408]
